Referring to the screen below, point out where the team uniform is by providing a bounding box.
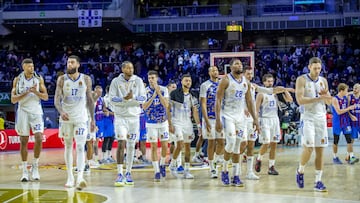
[258,93,281,144]
[109,73,146,186]
[200,79,222,140]
[139,108,147,142]
[59,74,89,141]
[94,97,105,139]
[58,73,89,189]
[145,85,169,180]
[15,73,44,136]
[221,74,248,154]
[349,94,360,139]
[102,92,115,163]
[170,94,198,143]
[332,95,351,136]
[298,74,328,148]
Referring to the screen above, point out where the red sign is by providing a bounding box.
[0,129,63,151]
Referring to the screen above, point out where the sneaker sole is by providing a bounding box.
[125,181,134,185]
[232,184,244,187]
[314,188,327,192]
[114,182,125,187]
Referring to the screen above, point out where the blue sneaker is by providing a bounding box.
[231,176,244,187]
[114,173,124,187]
[314,181,327,192]
[177,166,184,174]
[160,165,166,177]
[296,170,304,188]
[125,172,134,185]
[221,171,230,186]
[154,172,161,182]
[333,157,343,164]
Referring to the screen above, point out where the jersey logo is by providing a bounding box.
[79,81,83,87]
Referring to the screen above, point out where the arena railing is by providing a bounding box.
[3,1,112,11]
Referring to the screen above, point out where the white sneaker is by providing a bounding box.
[65,177,75,188]
[76,179,87,190]
[20,170,29,182]
[31,164,40,181]
[210,169,218,179]
[184,171,194,179]
[246,172,260,180]
[192,155,203,163]
[88,160,100,168]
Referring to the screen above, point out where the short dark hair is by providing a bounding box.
[181,73,192,80]
[262,73,274,82]
[148,70,158,77]
[68,55,80,63]
[309,57,321,65]
[121,61,133,68]
[244,65,253,71]
[229,58,241,66]
[21,58,33,66]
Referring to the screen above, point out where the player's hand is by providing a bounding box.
[244,109,250,117]
[285,87,295,93]
[169,124,175,134]
[154,83,161,95]
[90,120,96,132]
[29,84,38,93]
[253,120,261,135]
[348,105,356,111]
[215,119,222,133]
[60,112,69,121]
[205,121,211,133]
[124,90,133,100]
[350,114,358,122]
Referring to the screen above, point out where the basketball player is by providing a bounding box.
[143,70,170,181]
[349,83,360,162]
[109,61,146,186]
[295,57,332,192]
[199,66,224,178]
[169,74,201,179]
[331,83,356,164]
[255,74,293,175]
[215,58,259,187]
[101,85,115,163]
[11,58,49,182]
[54,55,95,190]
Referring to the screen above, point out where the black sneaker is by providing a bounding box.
[268,166,279,175]
[255,159,261,173]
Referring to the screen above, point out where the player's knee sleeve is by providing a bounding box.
[345,134,352,144]
[225,136,236,153]
[233,139,241,154]
[333,135,340,145]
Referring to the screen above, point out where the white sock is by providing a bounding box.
[184,162,190,172]
[22,161,27,172]
[315,170,322,182]
[107,150,111,159]
[64,141,74,179]
[33,158,39,165]
[232,163,240,176]
[153,161,159,173]
[223,160,229,172]
[76,143,86,181]
[209,160,215,171]
[160,156,166,166]
[257,154,263,161]
[117,164,123,174]
[194,151,199,157]
[177,153,182,166]
[269,159,275,168]
[247,156,254,173]
[333,153,337,158]
[298,164,305,174]
[214,153,219,162]
[126,143,135,174]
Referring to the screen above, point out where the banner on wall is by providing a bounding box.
[0,129,63,151]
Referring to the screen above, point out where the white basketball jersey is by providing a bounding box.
[221,74,248,119]
[61,74,88,123]
[299,74,327,118]
[171,93,196,126]
[17,74,43,115]
[260,94,278,118]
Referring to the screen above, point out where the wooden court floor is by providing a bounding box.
[0,143,359,203]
